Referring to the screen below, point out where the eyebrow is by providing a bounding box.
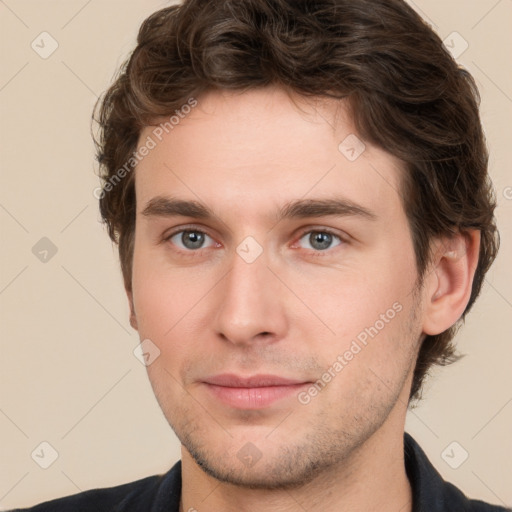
[141,196,377,222]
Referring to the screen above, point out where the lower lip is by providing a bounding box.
[203,383,309,409]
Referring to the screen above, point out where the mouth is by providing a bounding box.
[200,374,311,409]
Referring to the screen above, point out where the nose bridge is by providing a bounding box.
[213,243,287,345]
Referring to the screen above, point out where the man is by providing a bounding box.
[14,0,508,511]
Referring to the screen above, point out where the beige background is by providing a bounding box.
[1,0,511,509]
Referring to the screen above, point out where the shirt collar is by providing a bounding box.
[150,432,484,512]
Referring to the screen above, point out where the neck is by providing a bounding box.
[179,409,413,512]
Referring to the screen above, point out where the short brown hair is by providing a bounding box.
[94,0,499,402]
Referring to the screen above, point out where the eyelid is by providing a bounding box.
[163,223,213,238]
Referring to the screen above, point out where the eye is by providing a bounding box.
[166,229,217,251]
[296,230,343,252]
[165,227,344,254]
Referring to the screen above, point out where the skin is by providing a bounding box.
[127,87,480,512]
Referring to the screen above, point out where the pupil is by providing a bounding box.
[311,232,331,250]
[183,231,204,249]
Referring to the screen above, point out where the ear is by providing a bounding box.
[126,288,138,331]
[422,230,480,336]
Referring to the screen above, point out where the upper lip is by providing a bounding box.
[202,374,309,388]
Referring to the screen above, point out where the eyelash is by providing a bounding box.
[163,225,346,256]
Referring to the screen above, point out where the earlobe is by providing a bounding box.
[422,230,480,336]
[126,289,139,331]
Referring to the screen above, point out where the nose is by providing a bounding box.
[213,247,288,347]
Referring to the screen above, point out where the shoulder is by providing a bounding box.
[442,479,510,512]
[404,433,510,512]
[9,462,182,512]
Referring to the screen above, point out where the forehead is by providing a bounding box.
[134,87,406,223]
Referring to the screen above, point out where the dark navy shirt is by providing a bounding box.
[11,433,510,511]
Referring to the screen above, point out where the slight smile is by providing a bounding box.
[201,374,311,409]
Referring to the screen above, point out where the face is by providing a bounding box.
[130,87,425,489]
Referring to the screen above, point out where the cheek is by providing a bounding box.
[300,251,418,371]
[302,261,414,337]
[130,247,207,348]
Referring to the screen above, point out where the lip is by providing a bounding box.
[201,374,310,409]
[203,374,308,387]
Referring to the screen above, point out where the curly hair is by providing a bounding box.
[94,0,499,402]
